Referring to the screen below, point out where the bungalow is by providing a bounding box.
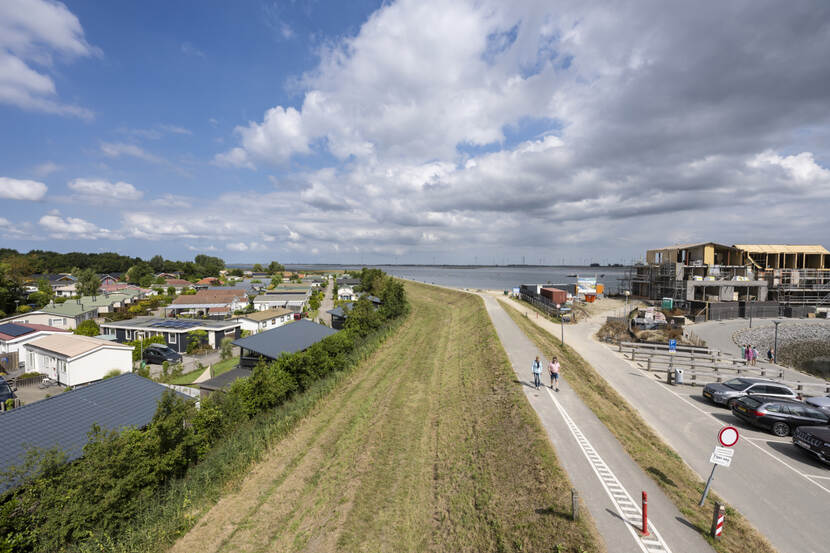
[156,272,180,280]
[195,277,221,287]
[164,278,193,293]
[253,292,307,312]
[235,307,293,334]
[198,367,251,400]
[336,277,361,287]
[53,282,78,297]
[166,289,248,318]
[233,319,338,369]
[327,303,353,330]
[337,286,355,301]
[0,373,189,491]
[100,316,241,353]
[99,274,121,286]
[2,301,98,330]
[0,323,70,371]
[23,334,133,386]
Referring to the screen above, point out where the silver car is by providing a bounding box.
[702,377,798,408]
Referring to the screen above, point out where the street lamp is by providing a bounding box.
[624,290,630,318]
[772,320,781,364]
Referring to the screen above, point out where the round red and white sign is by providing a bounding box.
[718,426,739,447]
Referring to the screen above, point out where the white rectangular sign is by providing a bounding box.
[710,446,734,467]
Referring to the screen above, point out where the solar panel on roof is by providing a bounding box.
[0,323,33,337]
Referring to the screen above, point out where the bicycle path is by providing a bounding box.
[480,294,713,553]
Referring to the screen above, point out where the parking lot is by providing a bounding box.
[566,314,830,553]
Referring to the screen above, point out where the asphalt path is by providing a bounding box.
[506,296,830,553]
[481,294,713,553]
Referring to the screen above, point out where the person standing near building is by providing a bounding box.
[531,356,542,389]
[549,355,560,391]
[752,345,759,366]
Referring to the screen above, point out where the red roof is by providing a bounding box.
[165,278,192,286]
[0,323,70,341]
[196,277,220,285]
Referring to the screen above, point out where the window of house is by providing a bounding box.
[49,318,63,327]
[169,333,177,344]
[126,330,132,340]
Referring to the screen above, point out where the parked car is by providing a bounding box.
[793,426,830,465]
[805,395,830,416]
[702,377,798,408]
[732,396,830,436]
[0,375,16,404]
[142,344,182,365]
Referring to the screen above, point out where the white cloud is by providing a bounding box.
[181,42,205,58]
[39,210,121,239]
[226,242,249,251]
[67,178,143,202]
[151,193,191,208]
[32,161,60,177]
[159,124,192,135]
[0,0,97,118]
[0,176,48,200]
[215,106,309,167]
[187,244,218,252]
[100,142,163,163]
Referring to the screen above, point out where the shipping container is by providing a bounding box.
[540,287,568,305]
[596,283,605,295]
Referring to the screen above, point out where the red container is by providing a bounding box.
[540,287,567,305]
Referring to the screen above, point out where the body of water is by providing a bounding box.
[279,264,629,294]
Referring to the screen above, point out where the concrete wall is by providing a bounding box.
[64,347,132,386]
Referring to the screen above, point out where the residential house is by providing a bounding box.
[336,277,361,287]
[1,291,144,330]
[337,286,355,301]
[99,274,121,286]
[253,292,307,312]
[23,334,133,386]
[100,316,241,353]
[156,272,180,280]
[166,289,248,318]
[164,278,193,293]
[195,277,221,287]
[233,319,338,369]
[198,367,251,399]
[53,282,78,297]
[0,373,189,491]
[235,308,293,334]
[327,303,353,330]
[0,323,70,372]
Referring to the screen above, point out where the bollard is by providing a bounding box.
[571,489,579,521]
[648,358,652,371]
[641,491,650,536]
[711,502,725,539]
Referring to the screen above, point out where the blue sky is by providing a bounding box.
[2,0,830,264]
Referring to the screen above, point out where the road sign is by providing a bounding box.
[710,446,734,467]
[718,426,739,447]
[668,339,677,353]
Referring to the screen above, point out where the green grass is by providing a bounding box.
[165,282,604,553]
[499,298,777,553]
[165,357,240,386]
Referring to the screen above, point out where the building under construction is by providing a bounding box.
[624,242,830,320]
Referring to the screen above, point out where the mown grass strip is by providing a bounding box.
[74,319,406,553]
[498,298,778,553]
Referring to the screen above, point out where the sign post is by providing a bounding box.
[699,427,739,506]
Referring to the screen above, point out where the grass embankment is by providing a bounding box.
[498,299,776,553]
[166,357,240,386]
[170,282,603,553]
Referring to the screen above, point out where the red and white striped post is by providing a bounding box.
[641,491,650,536]
[711,502,725,539]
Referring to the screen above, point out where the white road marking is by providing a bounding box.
[545,387,673,553]
[612,348,830,496]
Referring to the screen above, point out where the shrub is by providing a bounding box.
[73,319,100,337]
[102,369,122,380]
[220,337,233,360]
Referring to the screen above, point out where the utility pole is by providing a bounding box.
[773,320,781,364]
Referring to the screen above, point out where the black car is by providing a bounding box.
[793,426,830,465]
[0,375,16,404]
[732,396,830,437]
[142,345,182,365]
[805,395,830,416]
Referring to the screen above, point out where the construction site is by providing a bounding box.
[623,242,830,321]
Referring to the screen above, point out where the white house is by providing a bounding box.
[0,323,71,371]
[338,286,355,301]
[23,334,134,386]
[235,308,294,334]
[252,293,307,313]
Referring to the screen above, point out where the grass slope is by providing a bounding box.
[170,282,603,553]
[498,299,777,553]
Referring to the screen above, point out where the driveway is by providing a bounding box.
[318,279,334,326]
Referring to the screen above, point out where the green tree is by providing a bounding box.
[28,290,51,308]
[154,275,166,285]
[268,261,285,274]
[193,255,224,277]
[74,267,101,297]
[252,263,264,272]
[167,286,176,296]
[126,262,153,284]
[74,319,100,337]
[220,336,234,360]
[149,254,164,272]
[36,277,54,298]
[0,261,25,315]
[139,274,154,288]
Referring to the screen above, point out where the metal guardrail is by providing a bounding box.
[619,341,710,354]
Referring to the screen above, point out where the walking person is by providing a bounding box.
[531,356,543,389]
[549,355,561,391]
[751,345,759,366]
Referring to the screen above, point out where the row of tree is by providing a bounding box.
[0,271,408,552]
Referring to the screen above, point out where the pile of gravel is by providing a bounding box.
[733,321,830,353]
